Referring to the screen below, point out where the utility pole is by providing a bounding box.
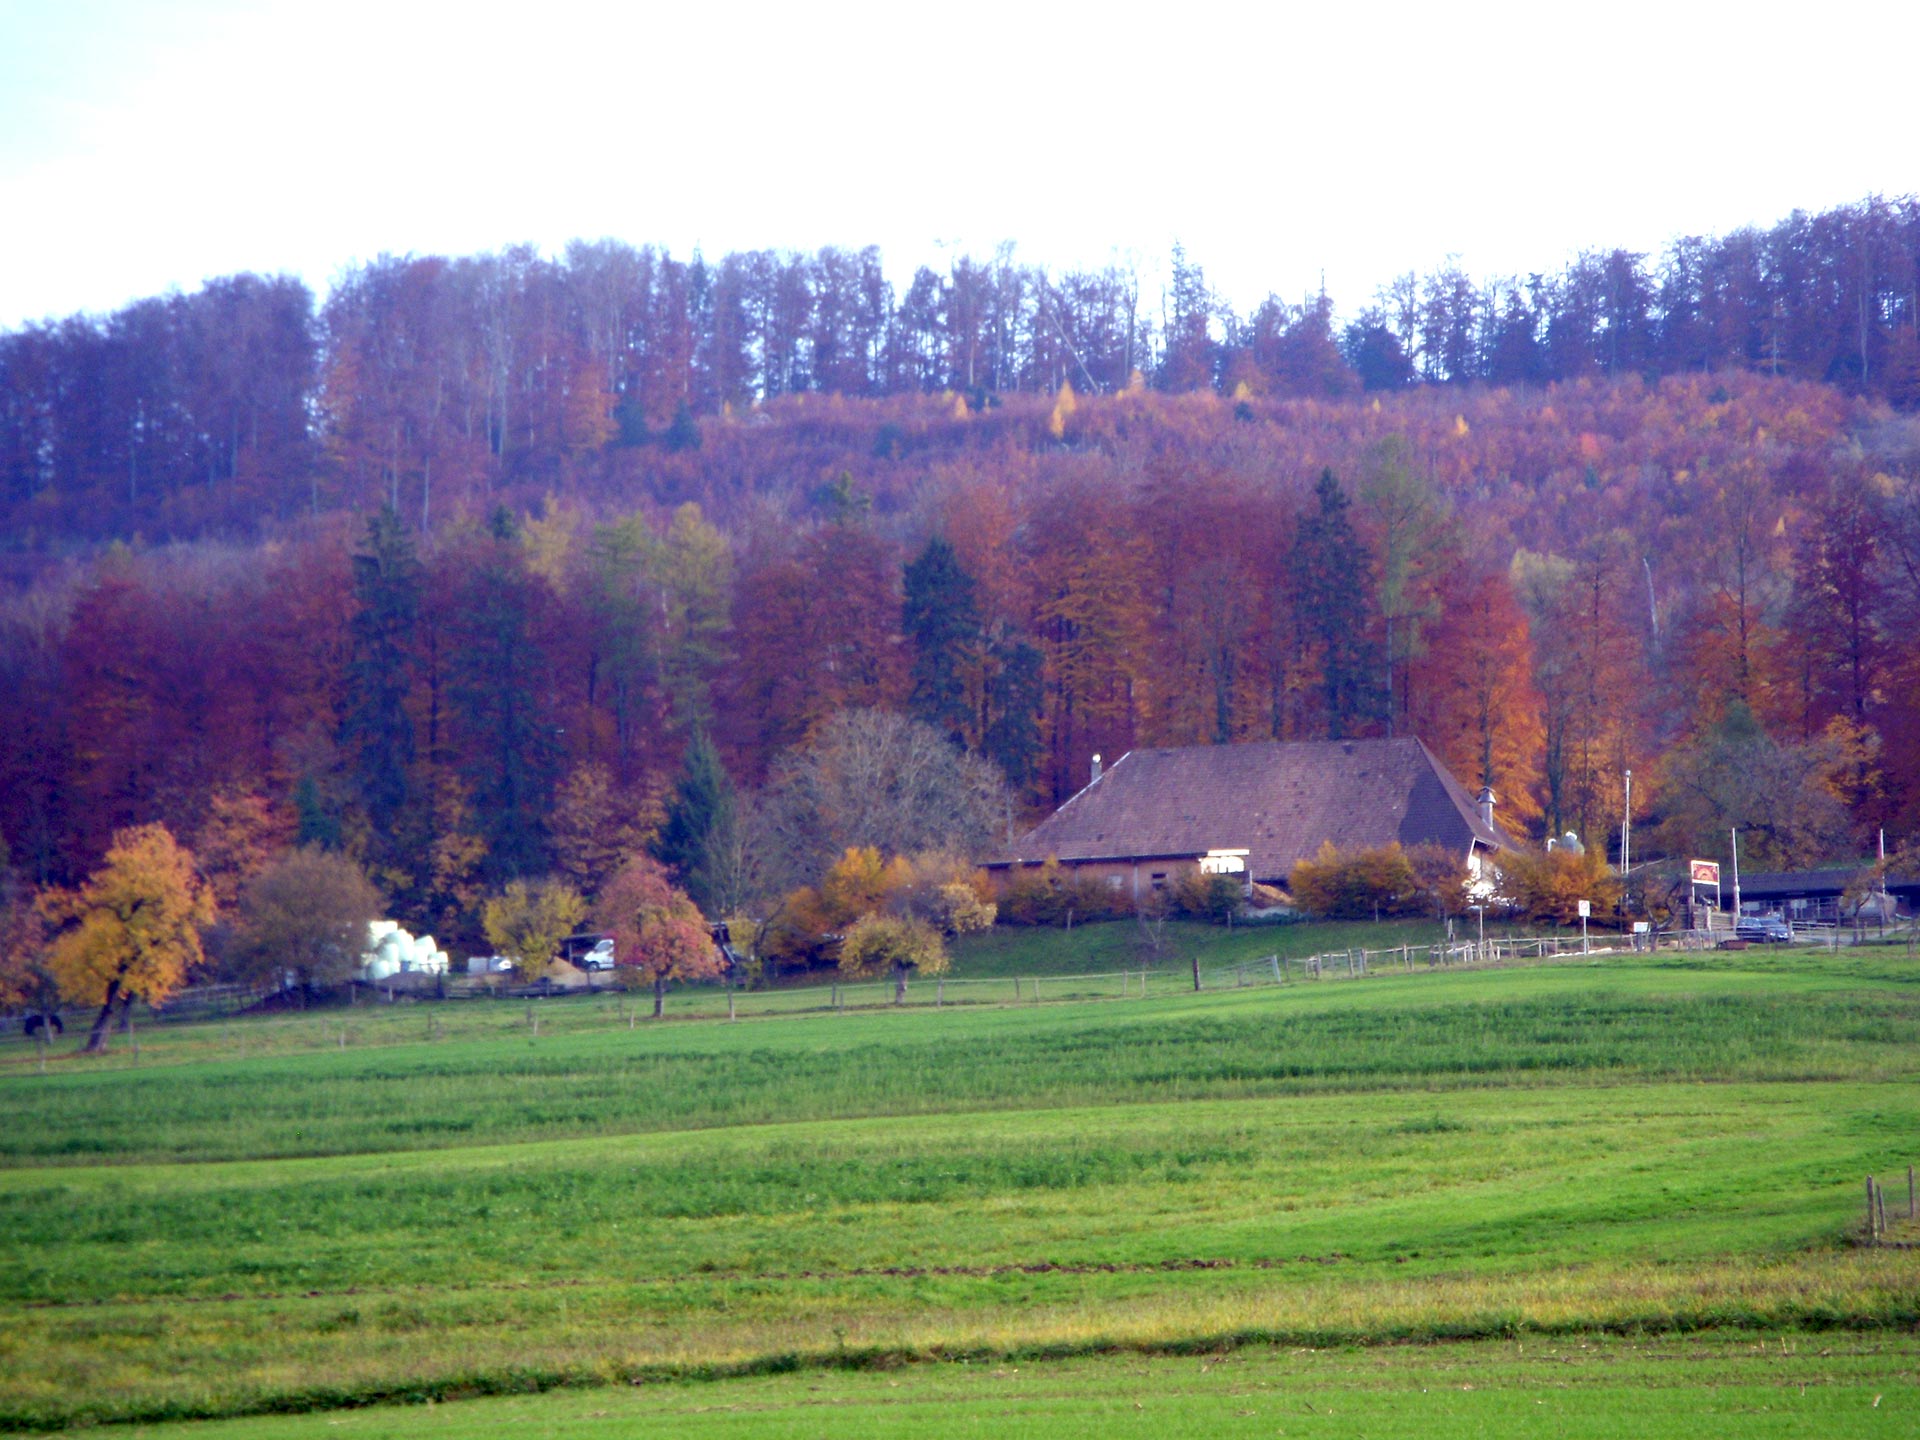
[1731,827,1741,922]
[1880,828,1889,939]
[1620,769,1633,912]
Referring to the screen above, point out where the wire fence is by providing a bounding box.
[1864,1165,1918,1246]
[13,921,1911,1058]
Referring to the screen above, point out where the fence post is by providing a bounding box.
[937,978,944,1007]
[1910,1164,1916,1221]
[1034,978,1042,1002]
[1868,1177,1879,1241]
[1271,955,1282,985]
[1191,954,1201,992]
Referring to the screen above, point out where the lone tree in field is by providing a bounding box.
[229,846,383,1002]
[483,879,586,983]
[838,912,949,1004]
[41,824,215,1052]
[594,855,723,1017]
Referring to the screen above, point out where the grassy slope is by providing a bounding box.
[6,950,1914,1166]
[2,945,1917,1429]
[114,1335,1920,1440]
[946,916,1461,976]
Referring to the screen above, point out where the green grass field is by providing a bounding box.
[3,930,1917,1433]
[112,1334,1920,1440]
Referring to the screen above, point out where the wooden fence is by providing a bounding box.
[1864,1166,1918,1245]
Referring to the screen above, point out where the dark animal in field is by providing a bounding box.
[24,1012,64,1037]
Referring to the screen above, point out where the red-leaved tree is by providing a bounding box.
[593,855,722,1017]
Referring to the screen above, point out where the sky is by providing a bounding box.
[1,0,1915,331]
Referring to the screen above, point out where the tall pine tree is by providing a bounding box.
[1290,470,1384,739]
[983,634,1044,791]
[342,505,420,836]
[652,728,739,919]
[452,508,557,880]
[902,537,980,746]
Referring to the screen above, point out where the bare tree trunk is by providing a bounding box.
[84,977,124,1054]
[653,973,666,1018]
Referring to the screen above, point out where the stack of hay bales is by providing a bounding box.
[358,921,451,982]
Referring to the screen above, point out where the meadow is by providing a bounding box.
[1,932,1916,1432]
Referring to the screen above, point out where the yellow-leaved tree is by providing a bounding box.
[1497,846,1621,926]
[41,824,215,1052]
[1289,841,1419,920]
[838,912,949,1004]
[482,879,585,984]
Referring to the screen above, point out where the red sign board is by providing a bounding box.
[1689,859,1721,885]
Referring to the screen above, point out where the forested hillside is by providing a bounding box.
[1,197,1917,947]
[3,196,1918,545]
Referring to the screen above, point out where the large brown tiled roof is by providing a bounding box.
[996,738,1510,881]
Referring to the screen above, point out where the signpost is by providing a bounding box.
[1578,898,1590,953]
[1688,859,1722,929]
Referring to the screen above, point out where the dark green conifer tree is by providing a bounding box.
[902,537,980,746]
[652,728,739,918]
[341,505,420,834]
[1290,470,1385,738]
[983,635,1044,790]
[453,512,557,880]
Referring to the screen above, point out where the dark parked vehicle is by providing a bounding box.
[1735,914,1793,943]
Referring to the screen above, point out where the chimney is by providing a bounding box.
[1090,752,1103,784]
[1477,785,1496,830]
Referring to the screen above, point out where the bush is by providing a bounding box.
[998,859,1132,926]
[893,850,998,935]
[1289,842,1420,920]
[1169,872,1244,924]
[1497,846,1621,925]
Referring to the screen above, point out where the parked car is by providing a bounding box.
[579,938,616,971]
[1735,914,1793,943]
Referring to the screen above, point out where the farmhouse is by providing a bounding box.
[988,737,1511,901]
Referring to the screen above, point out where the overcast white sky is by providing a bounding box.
[1,0,1914,331]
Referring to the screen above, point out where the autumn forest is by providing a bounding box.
[2,195,1918,952]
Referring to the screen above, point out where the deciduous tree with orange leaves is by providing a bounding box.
[41,824,215,1052]
[1408,560,1545,832]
